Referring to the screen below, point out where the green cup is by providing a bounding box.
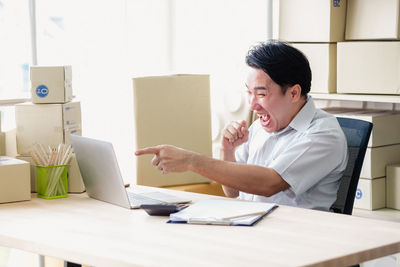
[36,165,69,199]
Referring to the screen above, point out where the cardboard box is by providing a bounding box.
[30,66,72,104]
[279,0,346,42]
[16,101,82,155]
[337,41,400,95]
[0,132,5,156]
[324,108,400,147]
[0,114,4,156]
[361,144,400,179]
[165,182,225,197]
[354,177,386,210]
[346,0,400,40]
[15,155,36,192]
[16,154,85,193]
[5,128,17,157]
[133,74,212,186]
[291,43,336,93]
[386,164,400,210]
[0,157,30,203]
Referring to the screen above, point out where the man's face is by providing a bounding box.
[246,67,295,133]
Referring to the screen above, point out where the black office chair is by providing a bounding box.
[330,117,373,215]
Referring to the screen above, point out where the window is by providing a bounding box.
[0,0,32,131]
[0,0,31,100]
[0,1,269,181]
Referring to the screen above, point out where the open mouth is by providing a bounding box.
[257,113,271,127]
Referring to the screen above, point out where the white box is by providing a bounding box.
[15,155,37,192]
[133,74,212,186]
[0,157,30,203]
[30,66,72,104]
[279,0,346,42]
[361,144,400,179]
[291,43,336,93]
[386,164,400,210]
[68,154,85,193]
[346,0,400,40]
[16,101,82,155]
[337,41,400,95]
[354,177,386,210]
[324,108,400,147]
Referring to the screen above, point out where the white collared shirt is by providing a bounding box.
[235,97,348,211]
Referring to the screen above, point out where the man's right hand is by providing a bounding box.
[221,120,249,151]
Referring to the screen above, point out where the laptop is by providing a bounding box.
[70,135,191,209]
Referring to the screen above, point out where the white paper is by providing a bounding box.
[170,199,277,226]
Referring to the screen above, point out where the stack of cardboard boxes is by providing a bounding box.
[279,0,400,211]
[279,0,346,93]
[338,0,400,95]
[325,108,400,210]
[15,66,85,193]
[334,0,400,210]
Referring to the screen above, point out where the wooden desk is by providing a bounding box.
[0,190,400,267]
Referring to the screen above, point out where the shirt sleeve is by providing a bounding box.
[234,121,259,164]
[269,128,347,196]
[235,143,248,164]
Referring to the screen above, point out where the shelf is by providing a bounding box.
[353,208,400,222]
[310,93,400,104]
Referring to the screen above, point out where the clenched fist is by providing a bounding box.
[221,120,249,151]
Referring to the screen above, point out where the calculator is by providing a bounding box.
[140,203,189,216]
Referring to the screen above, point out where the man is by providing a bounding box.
[135,41,348,211]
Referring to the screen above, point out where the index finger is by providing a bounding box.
[135,146,161,156]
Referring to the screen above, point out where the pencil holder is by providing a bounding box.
[36,165,68,199]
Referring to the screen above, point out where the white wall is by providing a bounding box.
[10,1,269,184]
[171,0,268,156]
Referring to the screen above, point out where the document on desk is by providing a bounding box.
[169,199,278,226]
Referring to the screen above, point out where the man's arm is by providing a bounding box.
[193,151,289,197]
[135,145,290,197]
[220,148,240,197]
[219,120,248,197]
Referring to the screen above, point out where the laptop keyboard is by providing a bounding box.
[127,191,190,207]
[127,192,164,206]
[140,191,189,203]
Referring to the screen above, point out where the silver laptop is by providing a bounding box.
[70,135,191,209]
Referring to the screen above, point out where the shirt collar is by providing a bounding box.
[288,96,316,133]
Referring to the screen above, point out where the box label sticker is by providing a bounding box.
[333,0,340,7]
[36,85,49,98]
[356,188,362,199]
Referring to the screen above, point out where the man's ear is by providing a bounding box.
[288,84,302,102]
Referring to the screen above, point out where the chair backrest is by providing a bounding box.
[331,117,373,215]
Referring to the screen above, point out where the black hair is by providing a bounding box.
[245,40,312,96]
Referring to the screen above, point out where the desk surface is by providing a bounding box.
[0,188,400,267]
